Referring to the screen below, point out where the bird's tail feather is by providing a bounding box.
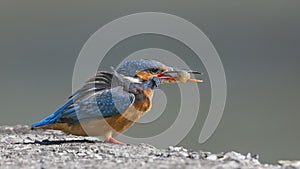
[31,100,73,128]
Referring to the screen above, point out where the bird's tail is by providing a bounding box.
[31,100,73,128]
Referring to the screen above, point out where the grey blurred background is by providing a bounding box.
[0,0,299,163]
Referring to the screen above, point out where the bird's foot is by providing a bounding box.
[105,137,123,144]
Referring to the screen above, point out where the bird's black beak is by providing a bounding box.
[156,69,203,84]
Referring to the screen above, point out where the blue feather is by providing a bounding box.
[62,87,135,122]
[32,87,135,128]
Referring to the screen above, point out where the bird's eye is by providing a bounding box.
[147,68,161,74]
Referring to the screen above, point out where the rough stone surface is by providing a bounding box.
[0,125,297,169]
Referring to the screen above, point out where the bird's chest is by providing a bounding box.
[133,89,153,112]
[107,89,153,133]
[121,89,153,120]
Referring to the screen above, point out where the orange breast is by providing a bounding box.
[101,89,153,134]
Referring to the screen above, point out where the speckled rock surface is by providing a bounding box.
[0,125,298,169]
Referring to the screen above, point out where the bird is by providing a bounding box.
[32,59,202,144]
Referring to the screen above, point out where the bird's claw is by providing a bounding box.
[105,137,123,144]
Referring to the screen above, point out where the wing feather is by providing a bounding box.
[32,71,135,127]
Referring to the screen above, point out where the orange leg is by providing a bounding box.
[105,137,123,144]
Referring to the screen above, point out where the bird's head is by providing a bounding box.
[116,59,202,87]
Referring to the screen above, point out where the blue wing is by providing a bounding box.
[32,71,135,128]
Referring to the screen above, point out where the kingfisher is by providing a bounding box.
[32,59,202,144]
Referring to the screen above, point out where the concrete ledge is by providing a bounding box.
[0,125,298,169]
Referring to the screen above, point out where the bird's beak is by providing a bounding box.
[156,69,203,84]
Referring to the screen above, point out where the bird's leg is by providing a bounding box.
[105,137,123,144]
[104,131,123,144]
